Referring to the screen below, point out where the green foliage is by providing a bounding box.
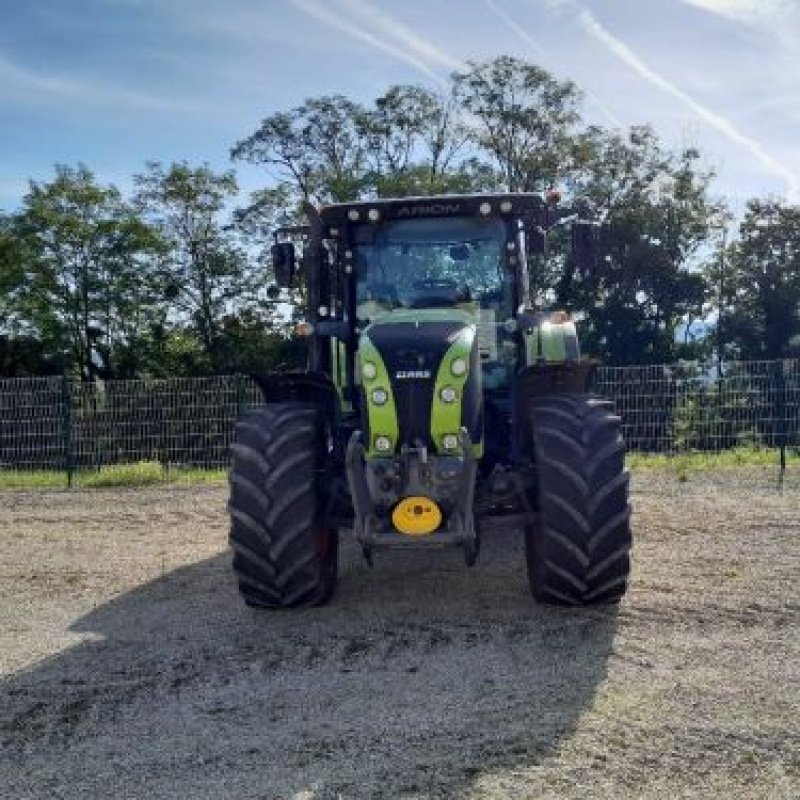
[627,446,797,481]
[0,212,26,321]
[79,461,167,487]
[0,470,69,489]
[554,128,721,364]
[134,161,261,370]
[0,463,227,490]
[452,55,583,192]
[11,165,165,380]
[0,334,70,377]
[231,96,369,204]
[717,199,800,360]
[230,85,484,219]
[670,391,737,451]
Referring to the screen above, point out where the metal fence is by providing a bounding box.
[0,375,261,479]
[594,359,799,454]
[0,360,798,484]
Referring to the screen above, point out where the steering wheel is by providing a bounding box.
[413,278,458,291]
[409,278,471,308]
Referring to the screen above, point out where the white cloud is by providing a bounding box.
[0,53,211,115]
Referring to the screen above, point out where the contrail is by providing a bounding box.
[682,0,800,67]
[681,0,792,30]
[484,0,548,60]
[485,0,625,128]
[289,0,449,86]
[340,0,464,71]
[560,2,799,198]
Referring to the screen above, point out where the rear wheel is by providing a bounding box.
[525,393,631,605]
[228,403,338,609]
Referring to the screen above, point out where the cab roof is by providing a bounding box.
[318,193,547,226]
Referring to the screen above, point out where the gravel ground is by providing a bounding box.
[0,474,798,799]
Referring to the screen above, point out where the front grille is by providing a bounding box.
[391,378,435,448]
[366,319,466,451]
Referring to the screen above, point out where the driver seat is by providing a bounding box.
[363,282,399,306]
[357,282,400,324]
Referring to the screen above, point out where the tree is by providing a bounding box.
[721,199,800,359]
[13,165,163,380]
[452,55,583,192]
[0,212,26,331]
[232,84,493,220]
[134,161,258,370]
[361,85,472,197]
[551,127,720,364]
[231,96,369,204]
[1,216,70,376]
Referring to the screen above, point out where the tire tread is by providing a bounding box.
[525,393,632,605]
[228,403,338,609]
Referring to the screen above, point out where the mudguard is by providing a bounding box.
[520,312,580,365]
[250,371,340,429]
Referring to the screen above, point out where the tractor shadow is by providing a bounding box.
[1,528,618,799]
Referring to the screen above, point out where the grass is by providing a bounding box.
[0,461,227,490]
[0,447,796,490]
[627,446,797,480]
[0,470,70,490]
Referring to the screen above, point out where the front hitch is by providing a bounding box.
[345,428,479,564]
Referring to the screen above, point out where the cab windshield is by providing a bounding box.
[353,216,516,386]
[354,217,511,325]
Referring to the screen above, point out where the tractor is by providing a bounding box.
[227,192,631,608]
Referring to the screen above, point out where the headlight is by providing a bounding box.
[374,435,392,453]
[371,388,388,405]
[362,361,377,380]
[440,386,458,403]
[442,434,459,451]
[450,357,467,377]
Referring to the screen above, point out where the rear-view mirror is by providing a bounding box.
[526,226,546,256]
[271,242,296,288]
[571,221,597,268]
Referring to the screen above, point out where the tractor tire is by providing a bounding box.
[228,403,338,609]
[525,393,631,605]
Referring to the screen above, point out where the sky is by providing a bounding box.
[1,0,799,212]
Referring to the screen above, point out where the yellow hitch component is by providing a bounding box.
[391,496,442,536]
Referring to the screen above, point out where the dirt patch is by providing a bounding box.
[1,478,798,799]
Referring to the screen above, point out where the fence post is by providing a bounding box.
[235,373,247,421]
[773,360,787,487]
[61,376,74,488]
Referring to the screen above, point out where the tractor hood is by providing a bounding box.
[357,309,482,457]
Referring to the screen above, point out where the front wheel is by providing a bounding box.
[525,394,632,605]
[228,403,338,609]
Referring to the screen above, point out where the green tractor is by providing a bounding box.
[228,193,631,608]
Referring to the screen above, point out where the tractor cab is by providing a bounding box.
[271,193,581,393]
